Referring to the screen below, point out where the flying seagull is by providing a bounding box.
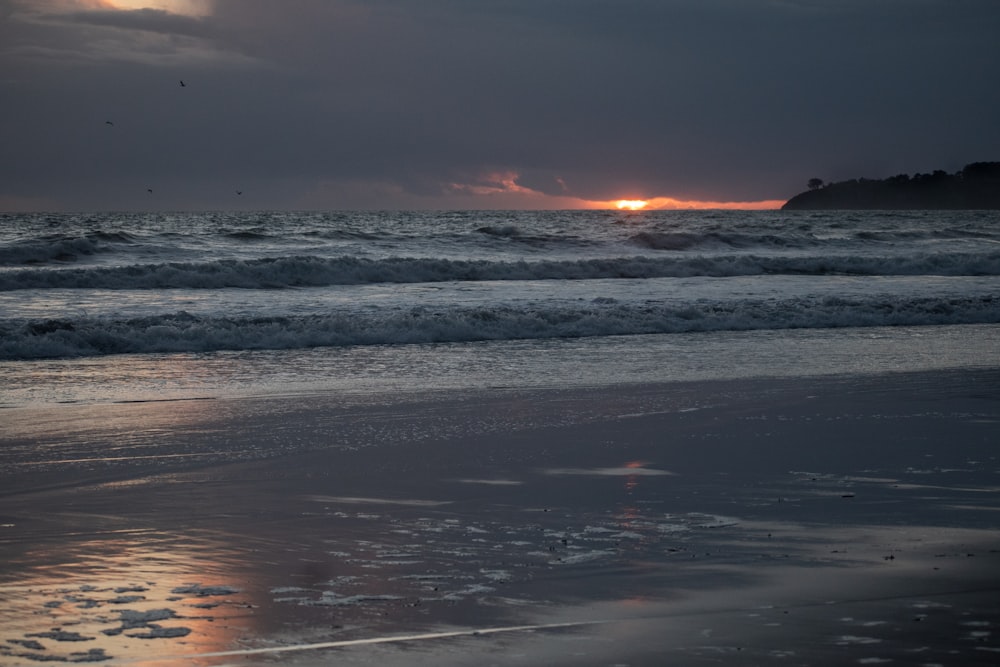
[105,120,114,126]
[179,80,186,87]
[236,190,243,195]
[147,188,153,194]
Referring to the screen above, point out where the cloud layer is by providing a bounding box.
[2,0,998,210]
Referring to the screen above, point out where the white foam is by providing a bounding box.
[5,287,998,361]
[307,593,403,607]
[170,584,239,597]
[455,478,523,486]
[552,549,616,565]
[305,495,451,507]
[836,636,882,645]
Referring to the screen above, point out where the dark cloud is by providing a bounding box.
[1,0,999,210]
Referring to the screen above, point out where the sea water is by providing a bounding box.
[1,209,998,407]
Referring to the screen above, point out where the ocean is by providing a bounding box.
[1,209,999,407]
[2,209,1000,666]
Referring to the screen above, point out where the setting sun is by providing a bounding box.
[615,200,648,210]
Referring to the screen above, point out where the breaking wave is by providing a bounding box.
[2,252,998,291]
[0,231,140,265]
[3,294,996,360]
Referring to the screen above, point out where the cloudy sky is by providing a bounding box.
[2,0,998,211]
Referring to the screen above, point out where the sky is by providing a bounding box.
[1,0,999,212]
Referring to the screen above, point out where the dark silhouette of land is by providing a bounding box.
[783,162,1000,210]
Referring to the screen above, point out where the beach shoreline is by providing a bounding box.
[2,367,999,664]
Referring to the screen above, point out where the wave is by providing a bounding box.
[0,231,138,265]
[223,229,274,241]
[629,226,1000,251]
[631,231,816,250]
[2,294,996,360]
[2,252,998,291]
[473,224,583,245]
[476,224,524,238]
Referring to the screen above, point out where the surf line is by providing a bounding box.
[110,620,607,662]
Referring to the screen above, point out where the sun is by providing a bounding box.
[615,200,648,211]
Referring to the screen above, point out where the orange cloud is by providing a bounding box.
[447,171,538,197]
[444,172,588,208]
[447,172,784,210]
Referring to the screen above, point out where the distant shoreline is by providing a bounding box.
[782,161,1000,210]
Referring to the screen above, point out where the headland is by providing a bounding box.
[783,161,1000,210]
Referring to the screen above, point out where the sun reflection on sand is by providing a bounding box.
[0,529,256,665]
[1,397,276,490]
[616,461,654,549]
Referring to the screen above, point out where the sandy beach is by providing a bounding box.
[2,367,998,665]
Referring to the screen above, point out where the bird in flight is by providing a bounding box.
[147,188,153,194]
[236,190,243,195]
[180,80,186,87]
[105,120,114,126]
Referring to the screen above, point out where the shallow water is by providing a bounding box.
[2,370,999,665]
[2,324,998,408]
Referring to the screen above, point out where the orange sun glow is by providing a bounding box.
[615,200,648,210]
[103,1,212,16]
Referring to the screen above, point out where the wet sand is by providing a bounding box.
[2,369,999,665]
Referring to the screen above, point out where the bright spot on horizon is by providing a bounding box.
[588,195,786,210]
[615,200,648,210]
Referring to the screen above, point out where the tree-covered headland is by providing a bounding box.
[782,162,1000,210]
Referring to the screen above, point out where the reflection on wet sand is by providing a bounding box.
[3,371,999,665]
[0,396,302,498]
[0,529,256,665]
[3,457,999,666]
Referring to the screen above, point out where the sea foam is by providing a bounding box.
[2,294,996,360]
[2,252,999,291]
